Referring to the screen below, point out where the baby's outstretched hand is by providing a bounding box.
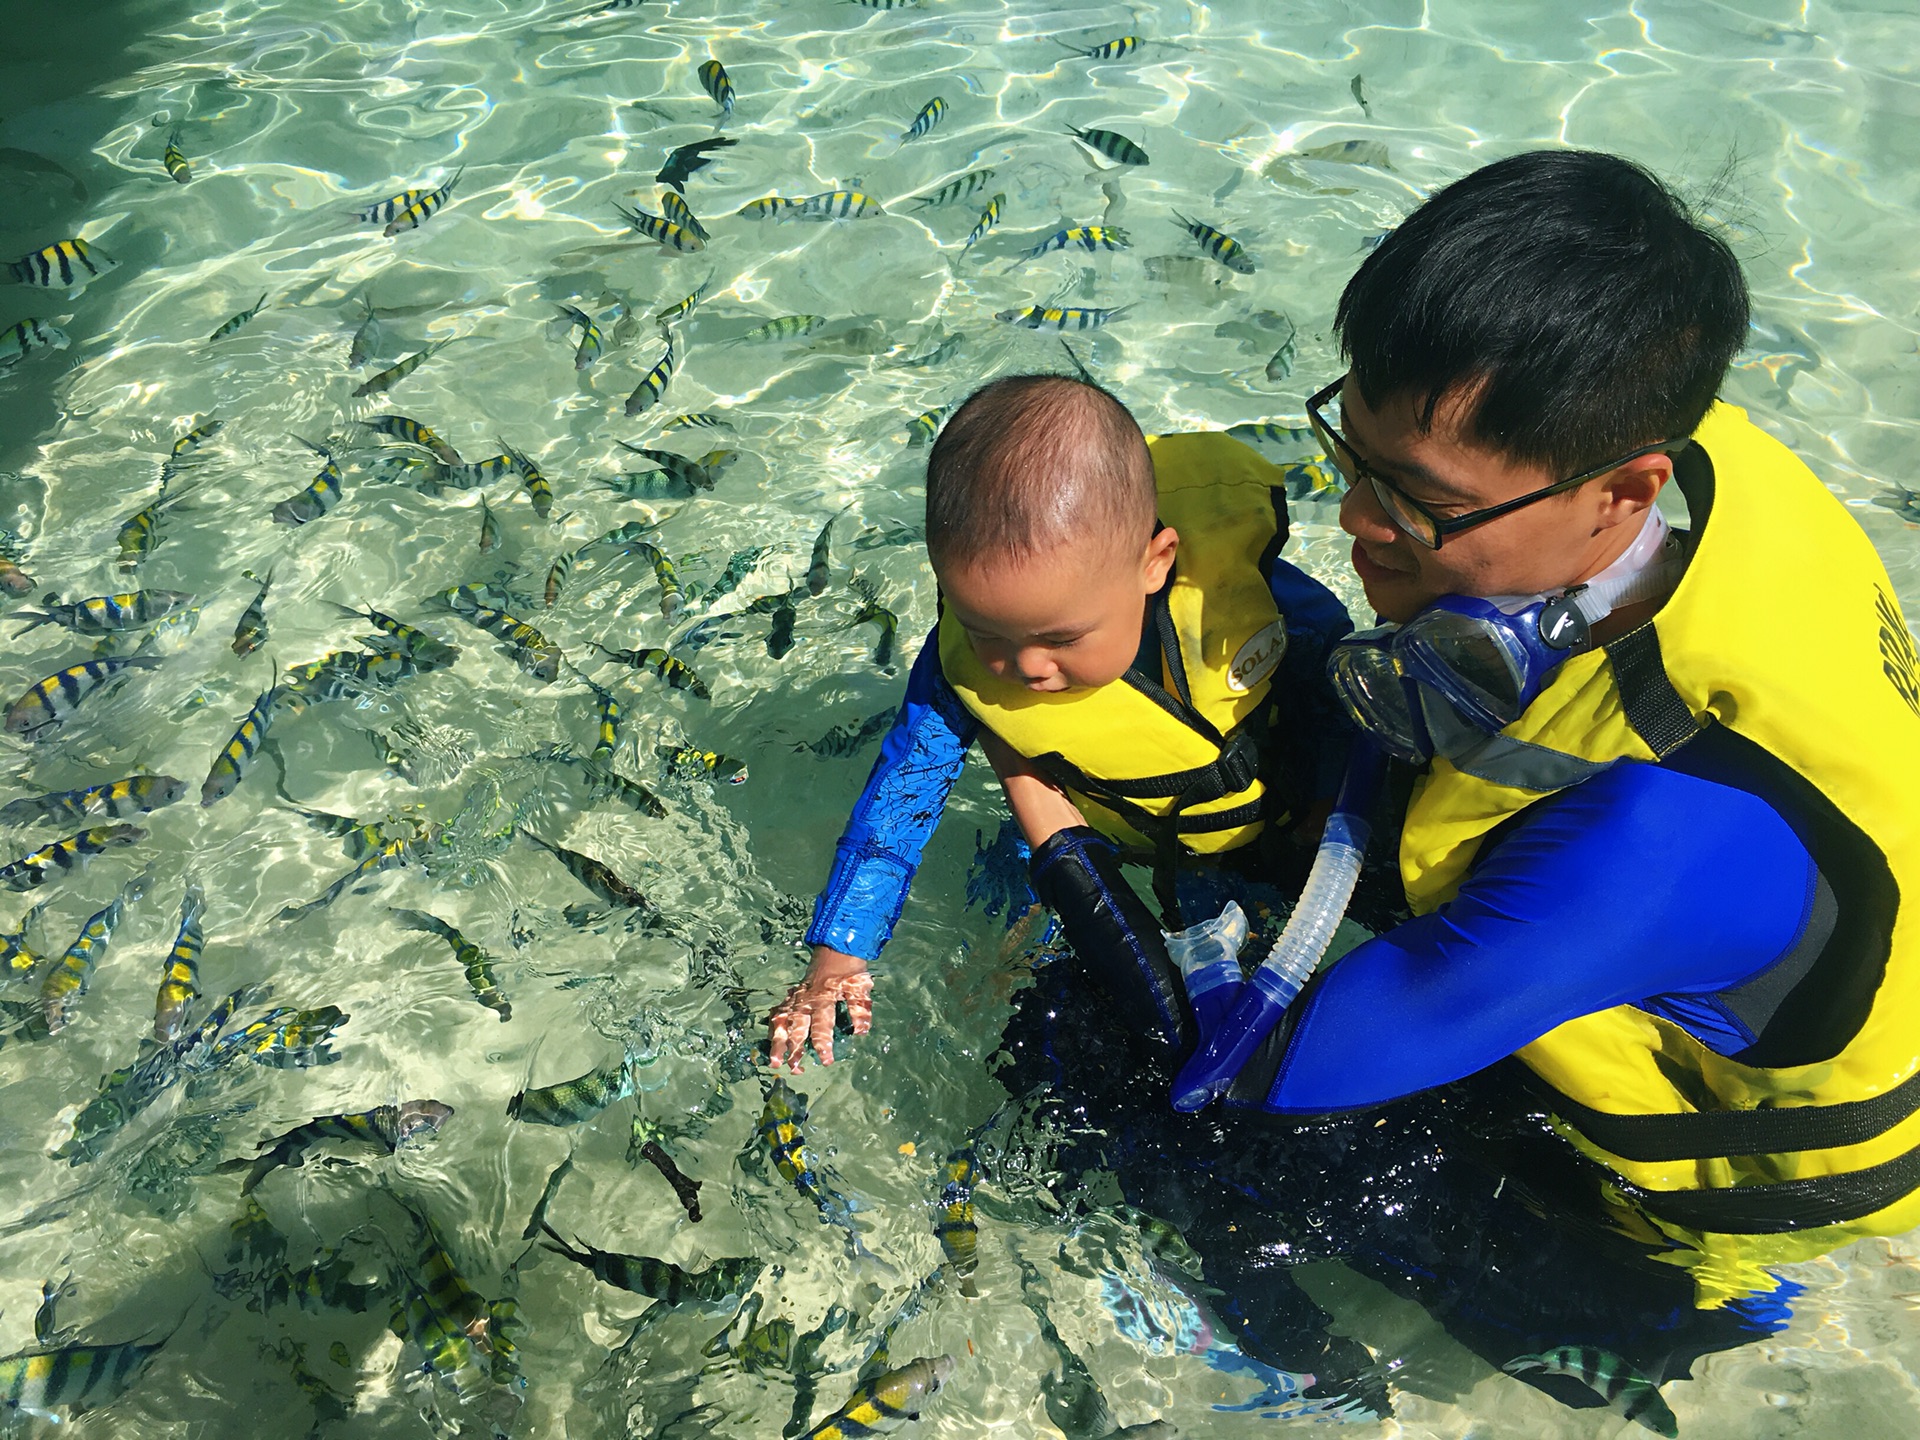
[768,946,873,1071]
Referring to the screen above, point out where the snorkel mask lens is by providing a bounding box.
[1398,606,1537,733]
[1327,630,1433,764]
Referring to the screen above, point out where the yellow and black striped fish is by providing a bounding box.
[162,128,191,184]
[0,824,144,892]
[1062,34,1141,60]
[4,656,163,738]
[611,442,714,493]
[518,828,653,908]
[736,314,824,344]
[737,195,801,219]
[663,411,731,431]
[242,1098,453,1192]
[1067,123,1150,166]
[208,293,269,341]
[393,908,510,1020]
[907,167,995,210]
[540,1225,760,1305]
[579,677,622,758]
[757,1079,858,1229]
[961,194,1006,254]
[697,58,735,115]
[506,1059,633,1125]
[0,1332,174,1422]
[625,330,676,417]
[150,884,204,1043]
[500,440,553,519]
[652,275,712,325]
[906,405,948,446]
[1172,212,1255,274]
[993,303,1134,331]
[544,549,575,608]
[658,188,710,242]
[382,168,462,237]
[0,774,187,829]
[363,412,462,465]
[13,590,194,637]
[613,201,705,252]
[202,669,292,806]
[0,317,68,368]
[8,239,119,295]
[799,189,883,219]
[558,304,604,370]
[231,570,273,656]
[354,185,426,226]
[660,745,748,784]
[334,603,460,669]
[270,443,344,525]
[40,889,133,1033]
[595,643,708,699]
[352,339,451,399]
[1503,1347,1677,1437]
[629,540,685,621]
[797,1355,956,1440]
[932,1149,979,1296]
[1,902,45,979]
[441,597,562,681]
[901,96,947,142]
[213,1003,349,1066]
[1014,225,1130,262]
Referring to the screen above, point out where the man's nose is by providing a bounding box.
[1339,475,1397,542]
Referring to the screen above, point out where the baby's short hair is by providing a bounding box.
[925,375,1155,572]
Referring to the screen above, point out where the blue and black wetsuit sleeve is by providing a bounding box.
[1228,760,1825,1114]
[804,630,977,963]
[1264,554,1357,805]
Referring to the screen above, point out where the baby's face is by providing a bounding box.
[941,533,1173,693]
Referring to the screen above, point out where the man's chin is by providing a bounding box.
[1357,572,1423,625]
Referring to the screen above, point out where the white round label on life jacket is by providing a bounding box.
[1227,620,1287,693]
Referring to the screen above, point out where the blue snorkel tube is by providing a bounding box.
[1170,734,1387,1113]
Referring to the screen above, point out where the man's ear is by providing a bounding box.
[1142,526,1179,589]
[1593,454,1670,534]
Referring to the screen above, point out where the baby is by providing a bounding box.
[768,374,1350,1070]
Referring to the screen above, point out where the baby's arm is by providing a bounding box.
[770,634,977,1069]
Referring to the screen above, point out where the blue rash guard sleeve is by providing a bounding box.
[804,630,977,962]
[1254,761,1822,1115]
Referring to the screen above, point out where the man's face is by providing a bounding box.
[940,530,1176,693]
[1335,382,1668,623]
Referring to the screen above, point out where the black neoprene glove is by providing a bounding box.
[1028,826,1195,1060]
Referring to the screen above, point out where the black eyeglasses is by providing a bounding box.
[1306,376,1688,551]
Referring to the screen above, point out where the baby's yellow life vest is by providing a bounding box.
[940,432,1294,870]
[1397,402,1920,1277]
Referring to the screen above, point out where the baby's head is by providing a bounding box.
[927,375,1174,693]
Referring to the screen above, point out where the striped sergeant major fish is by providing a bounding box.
[906,405,948,446]
[799,706,895,758]
[499,440,553,519]
[150,884,204,1043]
[579,676,623,758]
[4,655,163,738]
[283,647,421,704]
[0,774,187,830]
[653,274,713,325]
[440,453,516,489]
[539,1225,760,1305]
[8,239,119,295]
[392,908,510,1020]
[558,304,603,369]
[659,188,710,242]
[1012,225,1131,264]
[625,329,676,417]
[241,1098,454,1193]
[611,441,716,492]
[333,603,460,669]
[544,549,575,608]
[1067,123,1150,166]
[1,901,45,979]
[351,338,452,398]
[270,439,344,525]
[363,413,461,464]
[850,0,924,8]
[809,505,850,595]
[901,96,947,142]
[593,644,708,700]
[202,668,293,806]
[381,168,462,236]
[0,1330,176,1423]
[736,313,824,344]
[697,58,734,115]
[1228,420,1313,447]
[162,128,191,183]
[740,191,884,221]
[347,296,381,367]
[507,1058,632,1125]
[757,1079,861,1232]
[932,1149,979,1296]
[613,201,705,252]
[755,589,799,659]
[209,1003,348,1067]
[231,570,273,656]
[40,886,138,1033]
[1061,34,1142,60]
[1503,1347,1677,1437]
[477,495,500,553]
[274,839,408,923]
[962,194,1003,250]
[386,1198,491,1400]
[664,411,731,431]
[659,745,747,784]
[1172,212,1256,274]
[545,749,667,818]
[13,590,195,636]
[624,540,684,620]
[850,599,899,668]
[994,303,1135,331]
[170,419,223,459]
[0,825,144,892]
[355,184,426,226]
[208,293,269,342]
[699,543,768,605]
[517,828,653,909]
[797,1355,956,1439]
[0,318,68,369]
[439,592,563,681]
[908,166,996,210]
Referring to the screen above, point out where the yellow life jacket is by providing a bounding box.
[940,432,1294,873]
[1398,402,1920,1277]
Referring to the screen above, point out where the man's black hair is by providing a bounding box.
[925,374,1154,570]
[1335,149,1750,476]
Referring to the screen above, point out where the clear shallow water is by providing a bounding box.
[3,0,1920,1435]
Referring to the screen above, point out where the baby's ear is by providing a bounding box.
[1142,525,1179,587]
